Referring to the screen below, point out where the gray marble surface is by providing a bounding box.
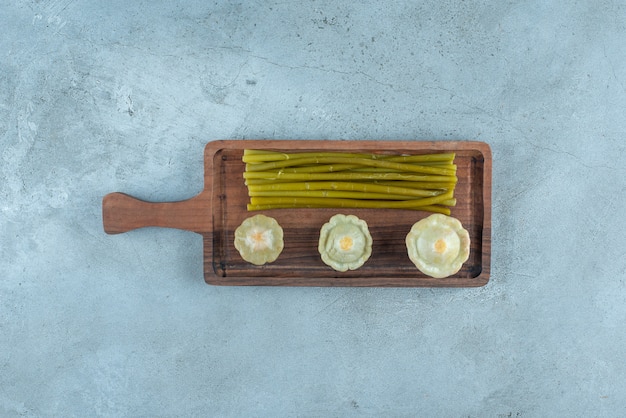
[2,1,626,416]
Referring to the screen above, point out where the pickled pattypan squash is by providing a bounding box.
[234,214,284,265]
[318,214,372,272]
[405,214,470,278]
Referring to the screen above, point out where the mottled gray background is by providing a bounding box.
[2,0,626,416]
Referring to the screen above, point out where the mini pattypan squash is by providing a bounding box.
[405,213,470,278]
[234,214,284,265]
[318,214,372,272]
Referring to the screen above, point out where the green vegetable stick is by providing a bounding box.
[243,171,458,183]
[248,181,444,197]
[371,180,457,189]
[245,156,456,176]
[383,153,456,163]
[349,164,456,173]
[250,163,363,174]
[243,150,456,164]
[247,203,452,215]
[249,190,454,209]
[248,190,445,200]
[243,151,378,163]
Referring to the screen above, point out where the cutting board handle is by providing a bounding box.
[102,192,209,235]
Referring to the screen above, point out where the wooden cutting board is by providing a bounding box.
[103,140,492,287]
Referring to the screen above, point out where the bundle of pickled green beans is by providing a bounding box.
[242,149,458,214]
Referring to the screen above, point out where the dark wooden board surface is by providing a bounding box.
[103,140,492,287]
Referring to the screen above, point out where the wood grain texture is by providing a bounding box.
[103,140,492,287]
[102,193,211,234]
